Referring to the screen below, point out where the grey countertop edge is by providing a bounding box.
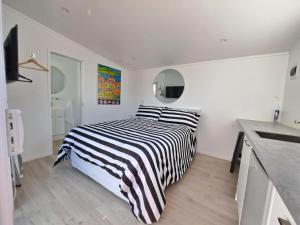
[237,119,300,225]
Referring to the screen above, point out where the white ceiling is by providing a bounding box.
[3,0,300,69]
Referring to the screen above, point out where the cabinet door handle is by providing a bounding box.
[278,218,291,225]
[244,140,252,148]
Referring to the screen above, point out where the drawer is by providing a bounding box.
[240,151,273,225]
[236,136,252,221]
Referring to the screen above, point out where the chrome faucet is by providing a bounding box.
[294,120,300,124]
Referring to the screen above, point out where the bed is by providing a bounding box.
[54,107,200,224]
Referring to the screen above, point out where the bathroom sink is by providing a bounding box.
[255,131,300,144]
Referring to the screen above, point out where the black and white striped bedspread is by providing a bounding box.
[54,118,197,224]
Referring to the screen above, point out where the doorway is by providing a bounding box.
[49,53,82,153]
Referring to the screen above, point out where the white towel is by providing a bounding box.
[65,101,76,132]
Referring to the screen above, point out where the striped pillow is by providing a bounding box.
[158,108,200,132]
[135,105,163,120]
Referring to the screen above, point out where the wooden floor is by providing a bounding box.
[14,141,238,225]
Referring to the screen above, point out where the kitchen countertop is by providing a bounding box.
[238,119,300,225]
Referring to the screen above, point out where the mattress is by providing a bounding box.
[71,151,128,202]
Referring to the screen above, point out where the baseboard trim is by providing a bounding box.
[195,151,231,162]
[22,151,52,162]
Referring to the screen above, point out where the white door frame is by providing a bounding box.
[47,50,84,151]
[0,2,14,225]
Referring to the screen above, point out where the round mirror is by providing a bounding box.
[153,69,185,103]
[51,66,66,94]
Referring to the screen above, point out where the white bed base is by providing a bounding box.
[70,151,129,202]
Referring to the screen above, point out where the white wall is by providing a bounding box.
[0,2,14,224]
[281,39,300,129]
[2,5,291,162]
[134,54,289,160]
[3,6,136,161]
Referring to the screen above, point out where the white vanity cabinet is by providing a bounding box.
[52,110,65,139]
[236,136,252,220]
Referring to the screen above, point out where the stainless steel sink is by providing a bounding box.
[255,130,300,144]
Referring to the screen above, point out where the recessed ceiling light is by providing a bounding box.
[124,57,136,66]
[220,38,228,43]
[61,7,70,14]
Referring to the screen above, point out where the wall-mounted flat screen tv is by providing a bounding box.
[4,25,31,83]
[4,25,19,83]
[166,86,184,98]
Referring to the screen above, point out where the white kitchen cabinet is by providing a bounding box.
[266,187,296,225]
[236,136,252,221]
[240,151,273,225]
[237,138,297,225]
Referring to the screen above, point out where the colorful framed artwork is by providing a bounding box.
[97,64,121,105]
